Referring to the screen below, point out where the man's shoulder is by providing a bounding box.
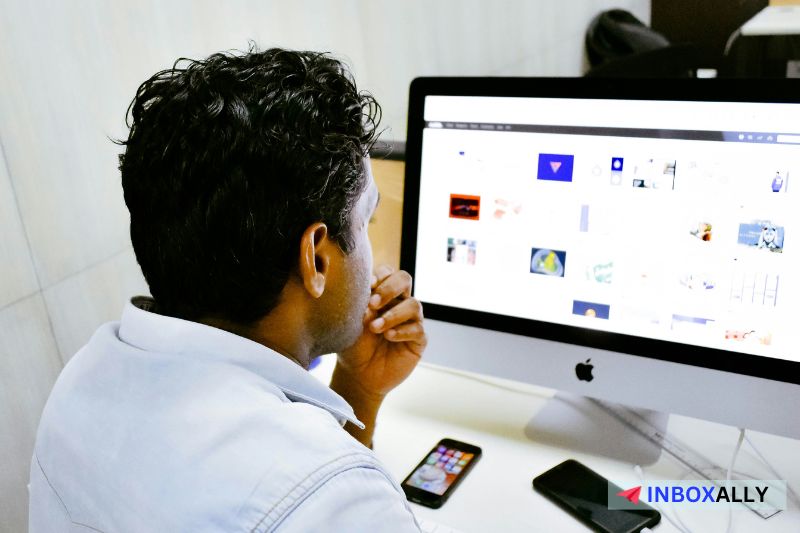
[32,322,391,532]
[225,400,395,531]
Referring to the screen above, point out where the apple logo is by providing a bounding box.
[575,359,594,382]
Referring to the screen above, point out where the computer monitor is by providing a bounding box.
[400,78,800,454]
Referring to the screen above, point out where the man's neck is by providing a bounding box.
[200,313,313,369]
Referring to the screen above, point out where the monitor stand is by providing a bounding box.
[523,392,668,466]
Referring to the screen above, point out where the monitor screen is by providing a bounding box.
[402,80,800,382]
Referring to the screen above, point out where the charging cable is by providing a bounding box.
[724,428,746,533]
[636,427,747,533]
[419,362,551,397]
[744,433,800,509]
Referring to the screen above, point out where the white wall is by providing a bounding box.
[0,1,649,530]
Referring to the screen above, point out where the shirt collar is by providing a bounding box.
[118,297,364,429]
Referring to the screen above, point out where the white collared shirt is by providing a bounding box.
[29,298,421,532]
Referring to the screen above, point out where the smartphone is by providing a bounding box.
[533,459,660,533]
[401,438,482,508]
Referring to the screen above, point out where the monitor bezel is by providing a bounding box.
[400,77,800,386]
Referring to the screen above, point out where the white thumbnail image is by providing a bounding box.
[716,305,793,355]
[670,258,732,325]
[449,130,547,184]
[669,313,719,346]
[501,228,543,266]
[422,129,525,187]
[568,238,616,286]
[630,157,676,190]
[728,162,791,196]
[676,267,720,294]
[609,194,683,244]
[614,247,675,308]
[716,141,795,196]
[571,149,616,188]
[670,198,741,250]
[524,190,584,240]
[477,227,534,276]
[572,183,648,240]
[733,208,790,255]
[446,238,477,266]
[769,170,789,193]
[487,182,530,222]
[490,196,524,221]
[614,304,668,331]
[572,198,626,237]
[673,159,733,194]
[728,265,783,308]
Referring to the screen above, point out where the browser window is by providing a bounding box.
[413,96,800,362]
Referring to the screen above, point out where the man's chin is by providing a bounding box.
[314,320,365,357]
[337,323,368,353]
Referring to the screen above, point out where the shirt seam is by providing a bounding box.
[281,389,365,429]
[34,453,107,533]
[248,451,396,533]
[266,464,419,533]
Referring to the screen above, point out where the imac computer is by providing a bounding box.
[400,78,800,461]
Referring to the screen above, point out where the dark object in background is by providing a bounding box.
[585,10,701,78]
[585,10,670,68]
[723,29,800,78]
[586,43,702,78]
[652,0,768,72]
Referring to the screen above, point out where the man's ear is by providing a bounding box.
[298,222,332,299]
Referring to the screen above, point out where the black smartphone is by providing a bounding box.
[401,438,482,508]
[533,459,660,533]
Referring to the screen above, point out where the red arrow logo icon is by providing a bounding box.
[617,486,642,504]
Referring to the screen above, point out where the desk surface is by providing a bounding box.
[312,355,800,532]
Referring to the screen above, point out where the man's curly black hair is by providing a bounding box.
[118,46,382,324]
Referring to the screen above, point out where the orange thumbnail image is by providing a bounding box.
[449,194,481,220]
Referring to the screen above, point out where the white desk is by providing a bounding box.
[312,354,800,532]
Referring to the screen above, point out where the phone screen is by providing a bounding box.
[405,444,477,495]
[402,438,481,507]
[533,459,660,533]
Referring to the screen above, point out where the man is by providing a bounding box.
[29,47,426,532]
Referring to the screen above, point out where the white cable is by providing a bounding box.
[744,433,800,509]
[419,362,551,397]
[725,428,746,533]
[634,464,692,533]
[636,426,750,533]
[723,28,741,56]
[669,472,693,533]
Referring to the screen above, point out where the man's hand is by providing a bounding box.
[331,265,426,446]
[337,265,426,397]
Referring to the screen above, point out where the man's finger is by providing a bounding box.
[362,306,378,325]
[369,270,412,310]
[384,322,427,345]
[369,297,423,333]
[372,264,394,288]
